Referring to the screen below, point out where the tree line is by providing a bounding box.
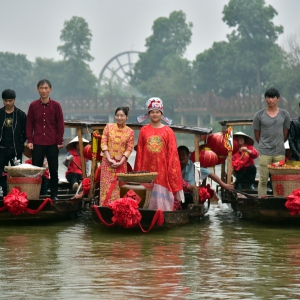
[1,0,299,120]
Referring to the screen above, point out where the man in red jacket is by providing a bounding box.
[26,79,64,200]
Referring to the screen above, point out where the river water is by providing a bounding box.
[1,202,300,299]
[1,155,299,299]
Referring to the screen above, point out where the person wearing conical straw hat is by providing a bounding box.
[135,97,184,211]
[232,132,258,190]
[63,136,89,191]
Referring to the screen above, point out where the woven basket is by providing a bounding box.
[268,165,300,175]
[117,172,158,183]
[271,174,300,197]
[5,165,46,177]
[7,177,42,199]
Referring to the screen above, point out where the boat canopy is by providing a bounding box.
[64,120,213,135]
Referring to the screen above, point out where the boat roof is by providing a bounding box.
[64,120,213,135]
[219,119,253,126]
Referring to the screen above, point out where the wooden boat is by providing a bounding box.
[0,119,95,223]
[0,183,82,223]
[233,192,300,223]
[64,120,213,231]
[219,119,300,223]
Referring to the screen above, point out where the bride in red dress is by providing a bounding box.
[135,98,184,211]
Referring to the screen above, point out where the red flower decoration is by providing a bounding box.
[276,183,284,196]
[270,160,285,167]
[232,159,244,171]
[3,188,29,215]
[285,188,300,215]
[108,197,142,228]
[199,187,211,203]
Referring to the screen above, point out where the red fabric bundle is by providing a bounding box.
[82,178,91,194]
[206,184,215,198]
[108,196,142,228]
[232,159,244,171]
[3,188,29,215]
[285,188,300,216]
[199,186,211,203]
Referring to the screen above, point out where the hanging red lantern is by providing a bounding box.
[190,144,207,162]
[199,147,218,167]
[216,155,227,165]
[83,144,102,161]
[207,132,228,157]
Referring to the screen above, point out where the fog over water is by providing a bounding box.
[0,0,299,76]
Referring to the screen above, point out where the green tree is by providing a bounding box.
[30,57,97,100]
[138,55,194,116]
[193,41,241,97]
[222,0,283,94]
[0,52,32,102]
[131,10,193,88]
[264,33,300,114]
[57,16,94,63]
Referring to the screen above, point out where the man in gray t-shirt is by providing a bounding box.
[253,88,290,197]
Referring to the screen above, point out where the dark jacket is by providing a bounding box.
[288,117,300,160]
[0,106,27,154]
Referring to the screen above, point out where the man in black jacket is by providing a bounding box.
[288,102,300,161]
[0,89,27,196]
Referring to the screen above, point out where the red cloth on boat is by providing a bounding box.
[134,124,183,211]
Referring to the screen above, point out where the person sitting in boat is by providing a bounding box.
[63,136,89,191]
[232,132,258,190]
[135,98,184,211]
[177,145,233,209]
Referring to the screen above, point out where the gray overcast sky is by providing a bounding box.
[0,0,299,77]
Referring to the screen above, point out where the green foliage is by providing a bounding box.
[130,11,193,112]
[193,41,241,97]
[29,58,98,99]
[264,33,300,112]
[222,0,283,94]
[137,55,193,114]
[0,52,32,102]
[57,16,94,63]
[131,11,192,86]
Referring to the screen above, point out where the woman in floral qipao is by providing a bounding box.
[135,98,184,211]
[100,107,134,205]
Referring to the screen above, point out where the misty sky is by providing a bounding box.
[1,0,299,78]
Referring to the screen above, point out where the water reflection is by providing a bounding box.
[0,204,300,299]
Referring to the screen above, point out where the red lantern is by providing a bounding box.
[199,147,218,167]
[83,145,102,161]
[190,144,207,162]
[216,155,227,165]
[207,133,228,157]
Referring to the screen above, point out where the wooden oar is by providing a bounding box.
[71,160,82,171]
[231,189,258,199]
